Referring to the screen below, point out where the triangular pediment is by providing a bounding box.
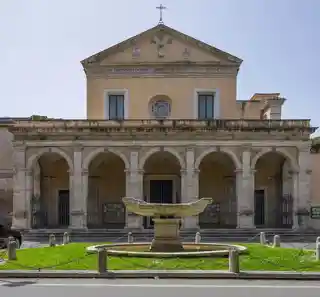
[81,24,242,67]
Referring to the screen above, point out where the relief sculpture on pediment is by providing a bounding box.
[150,32,173,58]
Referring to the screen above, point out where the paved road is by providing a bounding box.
[0,279,319,297]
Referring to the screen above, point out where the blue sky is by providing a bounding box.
[1,0,319,133]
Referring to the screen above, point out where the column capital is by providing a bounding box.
[68,169,74,176]
[73,144,84,153]
[82,169,89,176]
[288,169,299,175]
[249,168,257,174]
[185,146,196,152]
[12,142,26,151]
[130,146,142,151]
[14,167,32,175]
[240,144,252,152]
[180,168,200,175]
[125,168,144,174]
[25,170,33,177]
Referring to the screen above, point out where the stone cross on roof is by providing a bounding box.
[156,4,167,24]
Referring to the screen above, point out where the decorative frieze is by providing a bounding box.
[85,65,238,78]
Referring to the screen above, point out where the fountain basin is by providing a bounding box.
[86,242,247,258]
[122,197,214,253]
[122,197,213,217]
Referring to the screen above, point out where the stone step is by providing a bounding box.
[22,229,320,244]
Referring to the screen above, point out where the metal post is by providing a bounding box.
[63,232,70,245]
[128,232,133,243]
[260,232,266,245]
[49,234,56,247]
[316,242,320,261]
[98,248,107,273]
[8,239,17,260]
[273,234,280,248]
[228,248,240,273]
[195,232,201,244]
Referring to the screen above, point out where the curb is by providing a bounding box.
[1,270,320,280]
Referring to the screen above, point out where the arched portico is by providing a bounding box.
[29,151,71,228]
[86,151,126,229]
[198,151,238,228]
[253,149,297,228]
[142,150,182,228]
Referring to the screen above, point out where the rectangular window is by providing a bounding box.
[108,94,124,120]
[198,93,215,119]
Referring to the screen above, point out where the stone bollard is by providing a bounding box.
[195,232,201,244]
[49,234,56,247]
[316,242,320,261]
[7,239,17,260]
[260,232,266,245]
[228,248,240,273]
[97,248,107,273]
[63,232,70,245]
[128,232,133,243]
[273,235,281,248]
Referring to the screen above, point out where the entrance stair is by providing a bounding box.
[22,228,320,244]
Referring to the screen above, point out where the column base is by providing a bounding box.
[292,214,299,230]
[237,215,255,229]
[182,216,199,230]
[70,212,87,230]
[126,214,143,230]
[68,226,88,231]
[11,216,30,230]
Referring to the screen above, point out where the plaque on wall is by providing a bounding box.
[310,206,320,219]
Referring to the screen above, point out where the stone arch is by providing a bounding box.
[139,147,185,169]
[28,147,72,228]
[27,147,73,171]
[195,148,241,170]
[83,148,130,170]
[251,147,299,172]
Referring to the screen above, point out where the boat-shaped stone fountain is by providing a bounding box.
[87,197,247,258]
[122,197,213,252]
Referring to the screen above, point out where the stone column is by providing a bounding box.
[237,148,255,229]
[296,145,312,229]
[12,145,31,230]
[181,148,199,230]
[125,150,143,230]
[31,162,41,228]
[291,170,299,229]
[69,146,87,229]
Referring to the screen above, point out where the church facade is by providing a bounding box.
[1,24,318,231]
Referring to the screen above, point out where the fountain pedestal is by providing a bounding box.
[150,218,184,252]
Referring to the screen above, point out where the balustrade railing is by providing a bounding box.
[6,118,314,130]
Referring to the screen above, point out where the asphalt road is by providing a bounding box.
[0,279,320,297]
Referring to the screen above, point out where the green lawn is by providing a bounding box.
[0,243,319,271]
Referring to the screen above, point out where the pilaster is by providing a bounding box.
[12,145,31,230]
[237,147,255,229]
[69,145,87,229]
[296,144,312,229]
[291,170,299,229]
[181,147,199,230]
[125,150,143,230]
